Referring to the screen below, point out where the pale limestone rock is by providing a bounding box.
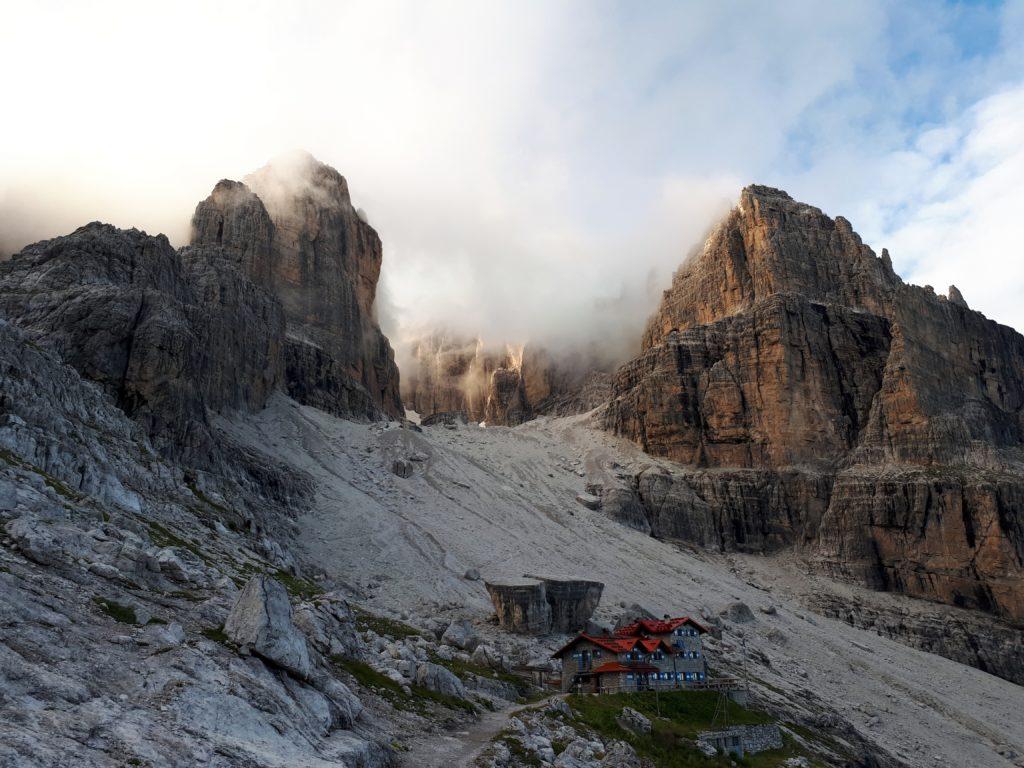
[224,575,312,679]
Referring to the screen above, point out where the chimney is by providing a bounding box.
[663,614,670,620]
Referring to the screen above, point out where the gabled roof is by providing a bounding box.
[552,633,675,658]
[614,616,709,636]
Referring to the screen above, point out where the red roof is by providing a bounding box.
[614,616,708,636]
[552,633,676,658]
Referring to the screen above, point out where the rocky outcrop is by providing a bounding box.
[403,334,530,425]
[809,591,1024,687]
[0,319,385,766]
[0,223,284,461]
[191,152,401,419]
[484,576,603,635]
[403,333,613,426]
[605,186,1024,622]
[0,152,403,468]
[224,575,313,679]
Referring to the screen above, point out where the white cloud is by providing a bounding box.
[1,0,1022,357]
[879,85,1024,329]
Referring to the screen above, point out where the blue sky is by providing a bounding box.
[1,0,1023,350]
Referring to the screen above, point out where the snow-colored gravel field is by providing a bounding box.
[222,397,1024,767]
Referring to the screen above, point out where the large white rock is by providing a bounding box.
[414,662,466,699]
[224,575,312,679]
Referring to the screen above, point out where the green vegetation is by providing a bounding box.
[147,521,208,562]
[352,606,422,640]
[93,597,137,624]
[274,569,323,600]
[498,732,544,767]
[333,656,477,716]
[0,448,83,502]
[428,650,530,696]
[184,477,243,531]
[564,691,824,768]
[200,625,232,645]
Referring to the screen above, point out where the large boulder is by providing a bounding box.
[441,619,480,652]
[616,707,652,735]
[415,662,467,699]
[293,594,362,661]
[485,579,552,635]
[485,576,603,635]
[224,575,312,679]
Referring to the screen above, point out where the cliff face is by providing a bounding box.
[605,186,1024,621]
[403,333,613,426]
[0,223,285,461]
[191,153,402,419]
[0,153,403,463]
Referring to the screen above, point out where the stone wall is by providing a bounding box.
[697,724,783,757]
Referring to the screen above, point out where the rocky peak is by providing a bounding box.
[190,180,275,277]
[606,185,1024,622]
[190,153,402,419]
[643,184,901,350]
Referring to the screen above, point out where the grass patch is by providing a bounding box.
[428,651,531,695]
[564,690,820,768]
[352,606,421,640]
[184,478,244,532]
[0,448,83,502]
[499,733,544,767]
[274,569,322,601]
[786,722,853,763]
[148,521,203,556]
[333,656,476,715]
[200,625,232,645]
[93,597,137,624]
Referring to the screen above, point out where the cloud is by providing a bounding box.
[1,0,1023,362]
[878,85,1024,329]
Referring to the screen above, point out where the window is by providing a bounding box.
[626,673,634,680]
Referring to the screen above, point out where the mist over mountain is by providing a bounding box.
[3,3,1024,768]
